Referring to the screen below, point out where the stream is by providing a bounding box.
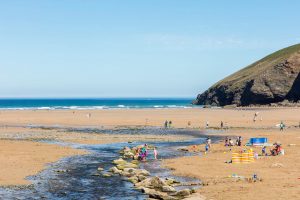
[0,128,220,200]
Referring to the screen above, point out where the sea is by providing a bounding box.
[0,98,200,110]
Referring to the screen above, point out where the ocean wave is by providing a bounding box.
[0,105,198,110]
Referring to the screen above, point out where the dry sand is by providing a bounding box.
[164,129,300,200]
[0,139,86,186]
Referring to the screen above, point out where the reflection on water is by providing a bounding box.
[0,128,219,200]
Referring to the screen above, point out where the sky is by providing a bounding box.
[0,0,299,98]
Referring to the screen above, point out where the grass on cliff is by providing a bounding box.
[212,43,300,89]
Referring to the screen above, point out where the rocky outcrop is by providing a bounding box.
[194,44,300,106]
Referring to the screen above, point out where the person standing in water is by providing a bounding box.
[153,147,158,160]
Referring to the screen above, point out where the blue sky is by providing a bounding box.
[0,0,299,98]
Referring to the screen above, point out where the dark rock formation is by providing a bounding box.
[194,44,300,106]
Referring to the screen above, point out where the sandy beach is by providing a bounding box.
[0,108,299,199]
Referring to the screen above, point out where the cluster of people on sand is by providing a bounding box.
[262,142,284,156]
[224,136,242,147]
[134,144,158,161]
[164,120,172,128]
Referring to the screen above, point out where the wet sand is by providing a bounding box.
[0,107,299,128]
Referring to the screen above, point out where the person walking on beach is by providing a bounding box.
[164,120,168,129]
[279,121,285,131]
[253,112,258,122]
[206,121,209,129]
[153,147,158,160]
[220,121,224,129]
[206,137,211,148]
[168,121,172,128]
[205,143,209,154]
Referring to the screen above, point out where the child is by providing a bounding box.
[205,144,209,154]
[153,147,158,160]
[262,146,266,156]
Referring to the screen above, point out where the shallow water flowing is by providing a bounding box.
[0,128,218,200]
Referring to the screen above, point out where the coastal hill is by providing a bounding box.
[194,44,300,106]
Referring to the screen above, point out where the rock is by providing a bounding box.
[135,176,168,190]
[123,152,135,158]
[173,189,192,197]
[113,158,127,165]
[120,171,132,177]
[141,188,177,200]
[165,178,180,185]
[109,166,122,174]
[162,185,176,192]
[137,175,147,182]
[135,169,150,176]
[102,173,112,177]
[194,44,300,106]
[97,167,104,171]
[116,165,125,170]
[131,160,139,165]
[123,168,135,173]
[128,176,139,184]
[91,173,101,176]
[124,163,138,168]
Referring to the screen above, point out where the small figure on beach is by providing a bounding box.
[206,137,211,148]
[206,121,209,129]
[279,121,285,131]
[262,146,267,156]
[253,112,258,122]
[164,120,168,129]
[153,147,158,160]
[220,121,224,129]
[225,136,229,146]
[187,121,191,127]
[236,136,242,146]
[229,138,234,146]
[87,113,92,119]
[270,143,282,156]
[168,121,172,128]
[205,143,209,154]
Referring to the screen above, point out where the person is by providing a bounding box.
[153,147,158,160]
[253,112,258,122]
[187,121,191,127]
[262,146,266,156]
[270,143,281,156]
[206,137,212,148]
[168,121,172,128]
[220,121,224,129]
[164,120,168,129]
[206,121,209,129]
[279,121,285,131]
[225,136,229,146]
[229,139,234,146]
[205,143,209,154]
[237,136,242,146]
[140,144,148,161]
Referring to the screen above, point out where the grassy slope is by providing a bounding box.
[211,43,300,90]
